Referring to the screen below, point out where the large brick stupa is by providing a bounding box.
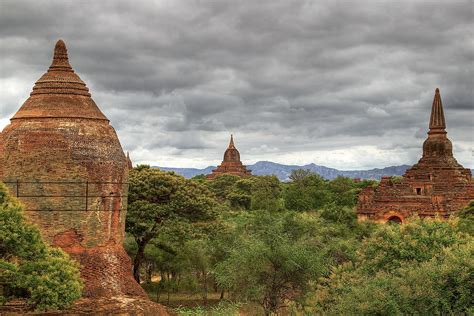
[207,135,252,179]
[357,88,473,223]
[0,40,146,299]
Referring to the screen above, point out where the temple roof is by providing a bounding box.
[11,40,108,121]
[428,88,446,134]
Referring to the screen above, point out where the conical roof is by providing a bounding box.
[428,88,446,134]
[11,40,108,121]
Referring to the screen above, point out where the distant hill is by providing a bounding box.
[153,161,412,181]
[156,166,215,179]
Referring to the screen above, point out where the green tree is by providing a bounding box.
[284,172,329,211]
[457,200,474,235]
[0,183,82,311]
[319,203,357,228]
[327,176,359,207]
[205,174,241,202]
[190,174,207,182]
[126,165,217,282]
[316,218,473,314]
[215,211,326,315]
[227,178,253,210]
[250,176,283,211]
[289,169,312,183]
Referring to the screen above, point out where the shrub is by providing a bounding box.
[0,183,83,311]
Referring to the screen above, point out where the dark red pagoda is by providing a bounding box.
[357,88,473,223]
[207,135,252,179]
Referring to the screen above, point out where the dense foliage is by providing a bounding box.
[126,168,473,315]
[316,219,474,314]
[0,183,83,311]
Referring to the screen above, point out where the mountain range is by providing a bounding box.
[154,161,413,181]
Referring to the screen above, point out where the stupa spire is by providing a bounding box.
[28,39,90,97]
[49,39,73,71]
[428,88,446,133]
[12,39,107,121]
[30,39,91,97]
[229,134,235,149]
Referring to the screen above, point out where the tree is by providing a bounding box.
[215,211,326,315]
[316,218,473,314]
[0,183,82,311]
[227,178,253,210]
[205,174,241,202]
[457,200,474,235]
[327,176,359,207]
[190,174,207,182]
[319,203,357,228]
[250,176,283,211]
[289,169,312,183]
[126,165,217,283]
[284,172,328,211]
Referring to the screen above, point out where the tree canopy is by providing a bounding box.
[316,219,474,314]
[126,165,218,282]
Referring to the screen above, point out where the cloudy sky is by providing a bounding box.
[1,0,472,170]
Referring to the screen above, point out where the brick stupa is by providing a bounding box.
[357,88,473,223]
[207,135,252,179]
[0,41,156,304]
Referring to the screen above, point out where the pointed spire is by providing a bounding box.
[429,88,446,133]
[49,39,73,72]
[228,134,235,149]
[27,39,91,97]
[12,39,108,121]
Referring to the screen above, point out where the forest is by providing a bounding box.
[124,166,473,315]
[1,166,473,315]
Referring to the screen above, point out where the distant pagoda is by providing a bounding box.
[357,88,473,223]
[207,135,252,179]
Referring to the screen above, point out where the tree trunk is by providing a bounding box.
[220,289,225,300]
[133,239,147,283]
[145,263,153,283]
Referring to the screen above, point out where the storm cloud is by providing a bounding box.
[1,0,472,169]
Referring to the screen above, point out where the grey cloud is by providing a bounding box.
[0,0,472,169]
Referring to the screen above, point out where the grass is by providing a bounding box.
[142,282,267,315]
[174,301,241,316]
[142,282,308,315]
